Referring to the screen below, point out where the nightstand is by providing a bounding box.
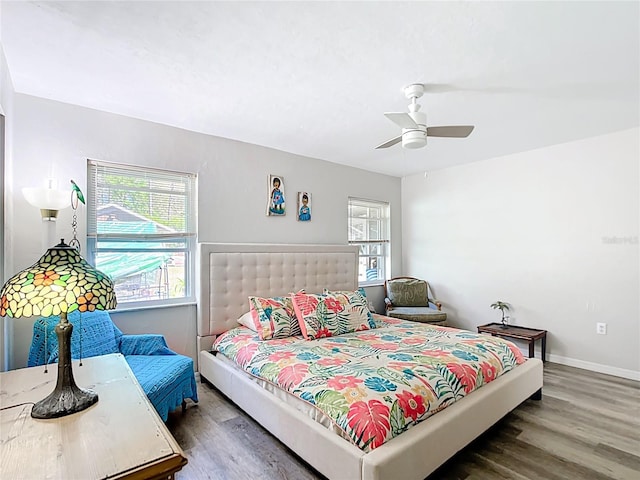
[477,323,547,362]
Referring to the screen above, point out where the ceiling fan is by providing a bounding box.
[375,83,474,150]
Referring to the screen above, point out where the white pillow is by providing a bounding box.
[237,311,257,331]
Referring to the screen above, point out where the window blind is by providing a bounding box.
[87,160,196,239]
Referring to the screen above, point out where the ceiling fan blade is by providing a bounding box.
[426,125,475,138]
[384,112,418,129]
[375,135,402,149]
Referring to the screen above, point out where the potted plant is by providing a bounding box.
[490,301,510,328]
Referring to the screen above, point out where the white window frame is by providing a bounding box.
[86,160,197,309]
[348,197,390,286]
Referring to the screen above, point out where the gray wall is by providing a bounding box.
[3,93,401,369]
[402,128,640,379]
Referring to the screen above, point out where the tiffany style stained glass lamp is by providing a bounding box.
[0,240,117,418]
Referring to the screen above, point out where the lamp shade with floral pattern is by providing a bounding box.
[0,240,117,318]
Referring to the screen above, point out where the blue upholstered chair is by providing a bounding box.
[28,310,198,421]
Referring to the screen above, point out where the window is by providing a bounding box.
[348,197,390,285]
[87,160,197,307]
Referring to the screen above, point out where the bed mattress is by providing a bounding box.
[214,314,526,452]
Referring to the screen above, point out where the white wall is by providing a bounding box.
[402,128,639,379]
[4,93,401,369]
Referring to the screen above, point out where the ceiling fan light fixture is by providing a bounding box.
[402,130,427,149]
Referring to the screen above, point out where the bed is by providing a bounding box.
[197,243,543,480]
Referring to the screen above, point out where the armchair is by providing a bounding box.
[28,310,198,421]
[384,276,447,325]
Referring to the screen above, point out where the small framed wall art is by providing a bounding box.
[297,192,311,222]
[267,174,286,216]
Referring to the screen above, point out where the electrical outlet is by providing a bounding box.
[596,323,607,335]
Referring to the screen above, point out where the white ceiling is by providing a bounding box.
[1,1,638,177]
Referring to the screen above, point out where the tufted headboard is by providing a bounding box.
[197,243,359,352]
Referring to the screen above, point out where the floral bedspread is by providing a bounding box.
[214,314,525,452]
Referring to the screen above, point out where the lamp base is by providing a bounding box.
[31,312,99,419]
[31,385,98,419]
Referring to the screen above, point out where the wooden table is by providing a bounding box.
[477,323,547,362]
[0,353,187,479]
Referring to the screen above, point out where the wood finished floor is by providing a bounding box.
[167,363,640,480]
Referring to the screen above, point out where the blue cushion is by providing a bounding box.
[28,310,121,367]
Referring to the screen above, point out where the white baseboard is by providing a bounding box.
[507,340,640,381]
[546,353,640,381]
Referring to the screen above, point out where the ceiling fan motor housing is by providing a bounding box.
[402,110,427,149]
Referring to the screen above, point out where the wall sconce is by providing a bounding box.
[22,179,70,249]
